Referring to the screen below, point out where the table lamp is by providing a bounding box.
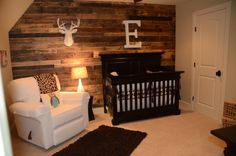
[71,67,88,92]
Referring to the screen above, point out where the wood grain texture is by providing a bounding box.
[9,0,175,106]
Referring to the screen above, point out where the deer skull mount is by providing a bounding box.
[57,18,80,47]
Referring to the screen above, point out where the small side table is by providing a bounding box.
[211,125,236,156]
[88,96,95,121]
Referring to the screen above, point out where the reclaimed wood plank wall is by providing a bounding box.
[9,0,175,106]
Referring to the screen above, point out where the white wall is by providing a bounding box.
[176,0,236,107]
[0,0,33,104]
[225,0,236,99]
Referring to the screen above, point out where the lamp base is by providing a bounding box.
[77,79,85,92]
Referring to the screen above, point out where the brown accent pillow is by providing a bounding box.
[34,73,58,94]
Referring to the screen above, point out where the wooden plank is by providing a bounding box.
[12,60,61,67]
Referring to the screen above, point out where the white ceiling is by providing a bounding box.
[78,0,189,5]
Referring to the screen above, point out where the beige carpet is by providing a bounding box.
[11,107,225,156]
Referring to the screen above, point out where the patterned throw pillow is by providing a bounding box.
[41,91,63,108]
[34,73,58,94]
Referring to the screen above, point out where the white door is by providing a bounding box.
[193,2,230,122]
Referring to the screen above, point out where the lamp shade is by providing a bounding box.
[71,67,88,79]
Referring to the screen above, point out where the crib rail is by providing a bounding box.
[115,79,177,112]
[104,71,183,125]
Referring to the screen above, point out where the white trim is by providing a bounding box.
[179,100,193,111]
[191,11,197,111]
[192,2,231,122]
[220,1,231,121]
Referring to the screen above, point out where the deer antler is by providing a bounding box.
[57,18,66,30]
[70,18,80,30]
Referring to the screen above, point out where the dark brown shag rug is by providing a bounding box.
[52,125,147,156]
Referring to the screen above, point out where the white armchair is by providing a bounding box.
[8,75,90,149]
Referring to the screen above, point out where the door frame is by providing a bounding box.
[191,2,231,122]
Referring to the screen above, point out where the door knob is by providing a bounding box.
[216,70,221,77]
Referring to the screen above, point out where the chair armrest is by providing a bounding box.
[9,102,50,118]
[60,92,90,126]
[60,91,90,104]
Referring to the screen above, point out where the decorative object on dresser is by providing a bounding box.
[57,18,80,47]
[71,67,88,92]
[100,53,184,125]
[222,99,236,127]
[52,125,147,156]
[8,73,90,149]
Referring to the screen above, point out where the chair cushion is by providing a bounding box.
[51,104,83,129]
[8,77,41,103]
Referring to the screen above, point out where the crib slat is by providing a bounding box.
[149,82,152,108]
[145,82,147,109]
[153,81,157,107]
[135,83,137,110]
[130,83,133,111]
[172,80,178,105]
[119,84,123,112]
[171,80,174,105]
[159,81,160,106]
[140,82,143,109]
[162,80,165,106]
[170,80,172,105]
[167,80,170,106]
[124,84,128,112]
[113,86,118,113]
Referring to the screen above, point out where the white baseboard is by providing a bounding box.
[179,100,193,111]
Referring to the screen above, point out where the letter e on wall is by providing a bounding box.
[123,20,142,48]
